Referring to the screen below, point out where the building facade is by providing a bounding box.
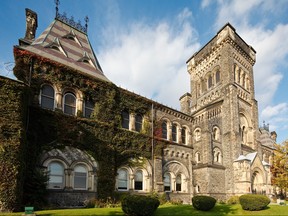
[0,8,276,210]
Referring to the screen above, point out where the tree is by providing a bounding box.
[271,140,288,198]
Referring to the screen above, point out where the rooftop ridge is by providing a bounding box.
[55,12,88,34]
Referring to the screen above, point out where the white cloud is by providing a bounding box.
[98,8,200,109]
[261,103,288,120]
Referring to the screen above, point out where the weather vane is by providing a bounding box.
[55,0,60,17]
[85,16,89,32]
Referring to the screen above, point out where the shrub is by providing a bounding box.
[227,195,239,205]
[239,194,270,211]
[192,195,216,211]
[121,194,160,216]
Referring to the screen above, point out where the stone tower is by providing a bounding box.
[182,23,266,198]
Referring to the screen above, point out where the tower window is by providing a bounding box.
[181,127,186,144]
[84,100,94,118]
[216,70,220,83]
[41,84,55,110]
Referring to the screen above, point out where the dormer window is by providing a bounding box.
[63,29,83,47]
[45,37,67,57]
[78,51,95,68]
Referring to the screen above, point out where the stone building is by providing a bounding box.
[0,7,276,210]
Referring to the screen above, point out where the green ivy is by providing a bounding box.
[0,50,168,211]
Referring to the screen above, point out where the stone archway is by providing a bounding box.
[251,171,264,194]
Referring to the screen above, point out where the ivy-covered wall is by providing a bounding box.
[0,76,28,212]
[3,47,167,210]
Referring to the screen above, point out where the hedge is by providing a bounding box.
[121,194,160,216]
[239,194,270,211]
[192,195,216,211]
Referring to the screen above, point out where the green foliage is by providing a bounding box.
[192,195,216,211]
[227,196,239,205]
[271,141,288,197]
[121,194,160,216]
[0,77,29,212]
[239,194,270,211]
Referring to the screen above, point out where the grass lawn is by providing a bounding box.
[1,203,288,216]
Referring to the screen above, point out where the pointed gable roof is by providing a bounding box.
[19,17,110,82]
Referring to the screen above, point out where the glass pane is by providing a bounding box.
[74,174,87,189]
[135,171,143,181]
[64,105,76,115]
[181,128,186,144]
[162,121,167,139]
[172,124,177,142]
[50,163,63,175]
[42,85,54,97]
[65,94,76,106]
[85,101,94,118]
[135,114,142,132]
[135,181,143,190]
[41,96,54,109]
[121,111,129,129]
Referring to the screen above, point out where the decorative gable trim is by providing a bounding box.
[78,51,95,68]
[45,37,68,57]
[63,29,83,47]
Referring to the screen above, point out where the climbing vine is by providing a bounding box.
[0,47,168,210]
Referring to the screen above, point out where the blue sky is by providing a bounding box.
[1,0,288,143]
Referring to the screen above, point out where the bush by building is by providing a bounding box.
[239,194,270,211]
[192,195,216,211]
[121,194,160,216]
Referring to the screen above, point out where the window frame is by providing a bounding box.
[162,121,168,140]
[121,110,130,129]
[164,173,171,192]
[117,168,129,191]
[73,164,88,190]
[134,170,143,191]
[84,100,94,118]
[40,84,55,110]
[48,161,65,189]
[135,114,143,132]
[63,92,77,116]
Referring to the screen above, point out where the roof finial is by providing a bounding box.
[84,16,89,33]
[55,0,60,17]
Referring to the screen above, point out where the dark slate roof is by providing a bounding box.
[21,18,110,82]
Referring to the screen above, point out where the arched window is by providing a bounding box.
[134,170,143,190]
[164,173,171,191]
[121,111,129,129]
[176,175,182,192]
[41,84,55,110]
[195,152,201,163]
[48,162,64,189]
[213,148,222,164]
[84,100,94,118]
[216,70,220,83]
[63,92,76,115]
[135,114,143,132]
[117,169,128,190]
[172,124,177,142]
[194,128,201,141]
[74,165,87,190]
[181,127,186,144]
[208,75,213,88]
[212,126,220,141]
[162,121,168,140]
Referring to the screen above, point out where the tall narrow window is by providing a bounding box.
[208,75,213,88]
[216,70,220,83]
[41,84,55,110]
[134,170,143,190]
[117,169,128,190]
[84,100,94,118]
[48,162,64,189]
[172,124,177,142]
[121,111,129,129]
[176,175,182,192]
[64,92,76,115]
[135,114,143,132]
[164,173,171,191]
[181,127,186,144]
[74,165,87,190]
[162,121,167,139]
